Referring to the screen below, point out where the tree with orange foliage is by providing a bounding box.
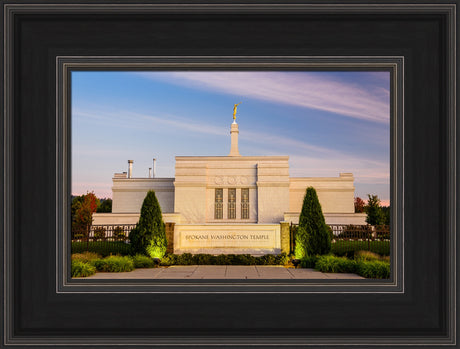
[354,197,366,213]
[72,192,100,241]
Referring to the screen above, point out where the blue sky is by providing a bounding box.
[72,71,390,205]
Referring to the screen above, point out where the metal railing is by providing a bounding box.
[72,224,136,242]
[290,223,390,256]
[329,224,390,240]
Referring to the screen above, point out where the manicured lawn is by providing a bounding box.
[331,240,390,256]
[71,241,132,256]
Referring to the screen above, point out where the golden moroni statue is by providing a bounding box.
[233,102,242,120]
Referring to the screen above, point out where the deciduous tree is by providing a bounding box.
[97,198,112,213]
[72,192,99,240]
[380,205,390,225]
[365,194,385,226]
[354,197,366,213]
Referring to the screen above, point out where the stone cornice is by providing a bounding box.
[112,177,174,182]
[256,182,290,187]
[289,188,355,192]
[290,176,354,182]
[175,156,289,161]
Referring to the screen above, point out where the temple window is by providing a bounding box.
[228,188,236,219]
[214,188,223,219]
[241,188,249,219]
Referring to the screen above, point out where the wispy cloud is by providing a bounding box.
[138,71,390,124]
[73,109,227,137]
[242,130,349,158]
[73,108,389,196]
[74,108,384,161]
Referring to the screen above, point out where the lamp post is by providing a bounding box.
[153,257,161,267]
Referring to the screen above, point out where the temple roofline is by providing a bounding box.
[175,156,289,161]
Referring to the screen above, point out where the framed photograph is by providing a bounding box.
[62,57,400,288]
[2,1,457,347]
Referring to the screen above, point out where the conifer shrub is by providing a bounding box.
[129,190,167,257]
[295,187,331,258]
[146,236,167,259]
[294,226,309,259]
[299,255,318,268]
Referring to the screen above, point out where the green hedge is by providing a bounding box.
[71,254,154,277]
[314,255,358,273]
[299,255,318,268]
[311,255,390,279]
[160,253,289,266]
[92,255,135,272]
[71,251,101,263]
[71,241,132,256]
[132,254,155,268]
[331,240,390,257]
[71,260,96,277]
[356,260,390,278]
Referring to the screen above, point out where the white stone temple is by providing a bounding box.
[93,113,366,255]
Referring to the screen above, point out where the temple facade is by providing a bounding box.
[93,116,366,254]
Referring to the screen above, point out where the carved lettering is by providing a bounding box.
[184,232,270,241]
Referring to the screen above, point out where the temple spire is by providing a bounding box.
[232,102,241,124]
[229,103,241,156]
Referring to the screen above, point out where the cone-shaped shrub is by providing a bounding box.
[295,187,331,258]
[129,190,167,257]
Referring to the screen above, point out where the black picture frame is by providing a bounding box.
[2,1,457,347]
[57,56,403,293]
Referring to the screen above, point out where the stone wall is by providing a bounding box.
[165,222,175,253]
[283,212,367,225]
[256,161,290,223]
[289,173,355,214]
[175,156,290,224]
[112,178,175,213]
[280,222,290,254]
[93,212,182,225]
[173,223,281,255]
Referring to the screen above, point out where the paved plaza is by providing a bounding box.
[86,265,363,279]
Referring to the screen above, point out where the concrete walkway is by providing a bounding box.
[86,265,363,279]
